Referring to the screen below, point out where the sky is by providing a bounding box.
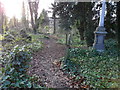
[1,0,54,19]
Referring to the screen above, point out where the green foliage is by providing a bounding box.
[3,33,15,42]
[38,9,49,33]
[57,37,66,45]
[117,2,120,49]
[84,26,94,47]
[2,31,43,53]
[39,9,49,26]
[0,34,4,40]
[27,41,43,52]
[56,34,87,47]
[57,39,66,44]
[52,2,74,31]
[62,39,119,88]
[0,45,42,88]
[71,35,86,47]
[0,32,43,88]
[31,34,44,41]
[52,2,96,46]
[105,39,118,54]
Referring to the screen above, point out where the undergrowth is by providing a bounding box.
[0,32,44,88]
[61,39,119,88]
[0,45,43,88]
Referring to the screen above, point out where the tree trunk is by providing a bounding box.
[77,26,84,41]
[66,34,68,45]
[53,17,56,34]
[53,10,56,34]
[117,2,120,84]
[29,2,35,34]
[117,2,120,49]
[78,29,84,41]
[28,1,39,34]
[66,33,71,49]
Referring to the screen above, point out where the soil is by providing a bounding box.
[28,35,71,88]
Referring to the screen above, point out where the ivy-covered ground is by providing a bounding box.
[0,32,119,88]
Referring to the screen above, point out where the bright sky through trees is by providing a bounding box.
[1,0,54,19]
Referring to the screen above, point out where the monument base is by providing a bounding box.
[93,26,107,52]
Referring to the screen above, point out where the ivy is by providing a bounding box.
[0,45,43,88]
[62,39,119,88]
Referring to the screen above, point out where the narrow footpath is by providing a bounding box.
[28,36,71,88]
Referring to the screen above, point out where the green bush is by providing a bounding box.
[62,39,119,88]
[0,45,42,88]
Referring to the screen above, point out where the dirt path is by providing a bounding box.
[28,36,71,88]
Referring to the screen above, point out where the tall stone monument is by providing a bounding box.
[93,0,107,52]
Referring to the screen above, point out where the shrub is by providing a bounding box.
[0,45,42,88]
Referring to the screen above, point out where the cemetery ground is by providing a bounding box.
[0,31,119,88]
[0,0,120,88]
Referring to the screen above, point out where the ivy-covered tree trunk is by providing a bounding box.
[105,3,116,39]
[84,3,95,46]
[79,29,84,41]
[117,2,120,49]
[116,2,120,84]
[77,26,85,41]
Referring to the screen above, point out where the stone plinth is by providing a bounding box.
[93,26,107,52]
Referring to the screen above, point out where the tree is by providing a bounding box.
[52,2,74,45]
[52,2,95,46]
[3,15,8,32]
[51,2,58,34]
[37,9,49,33]
[0,2,4,34]
[22,1,29,30]
[105,2,116,39]
[84,3,95,46]
[117,2,120,49]
[28,0,39,34]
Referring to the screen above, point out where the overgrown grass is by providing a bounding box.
[62,39,119,88]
